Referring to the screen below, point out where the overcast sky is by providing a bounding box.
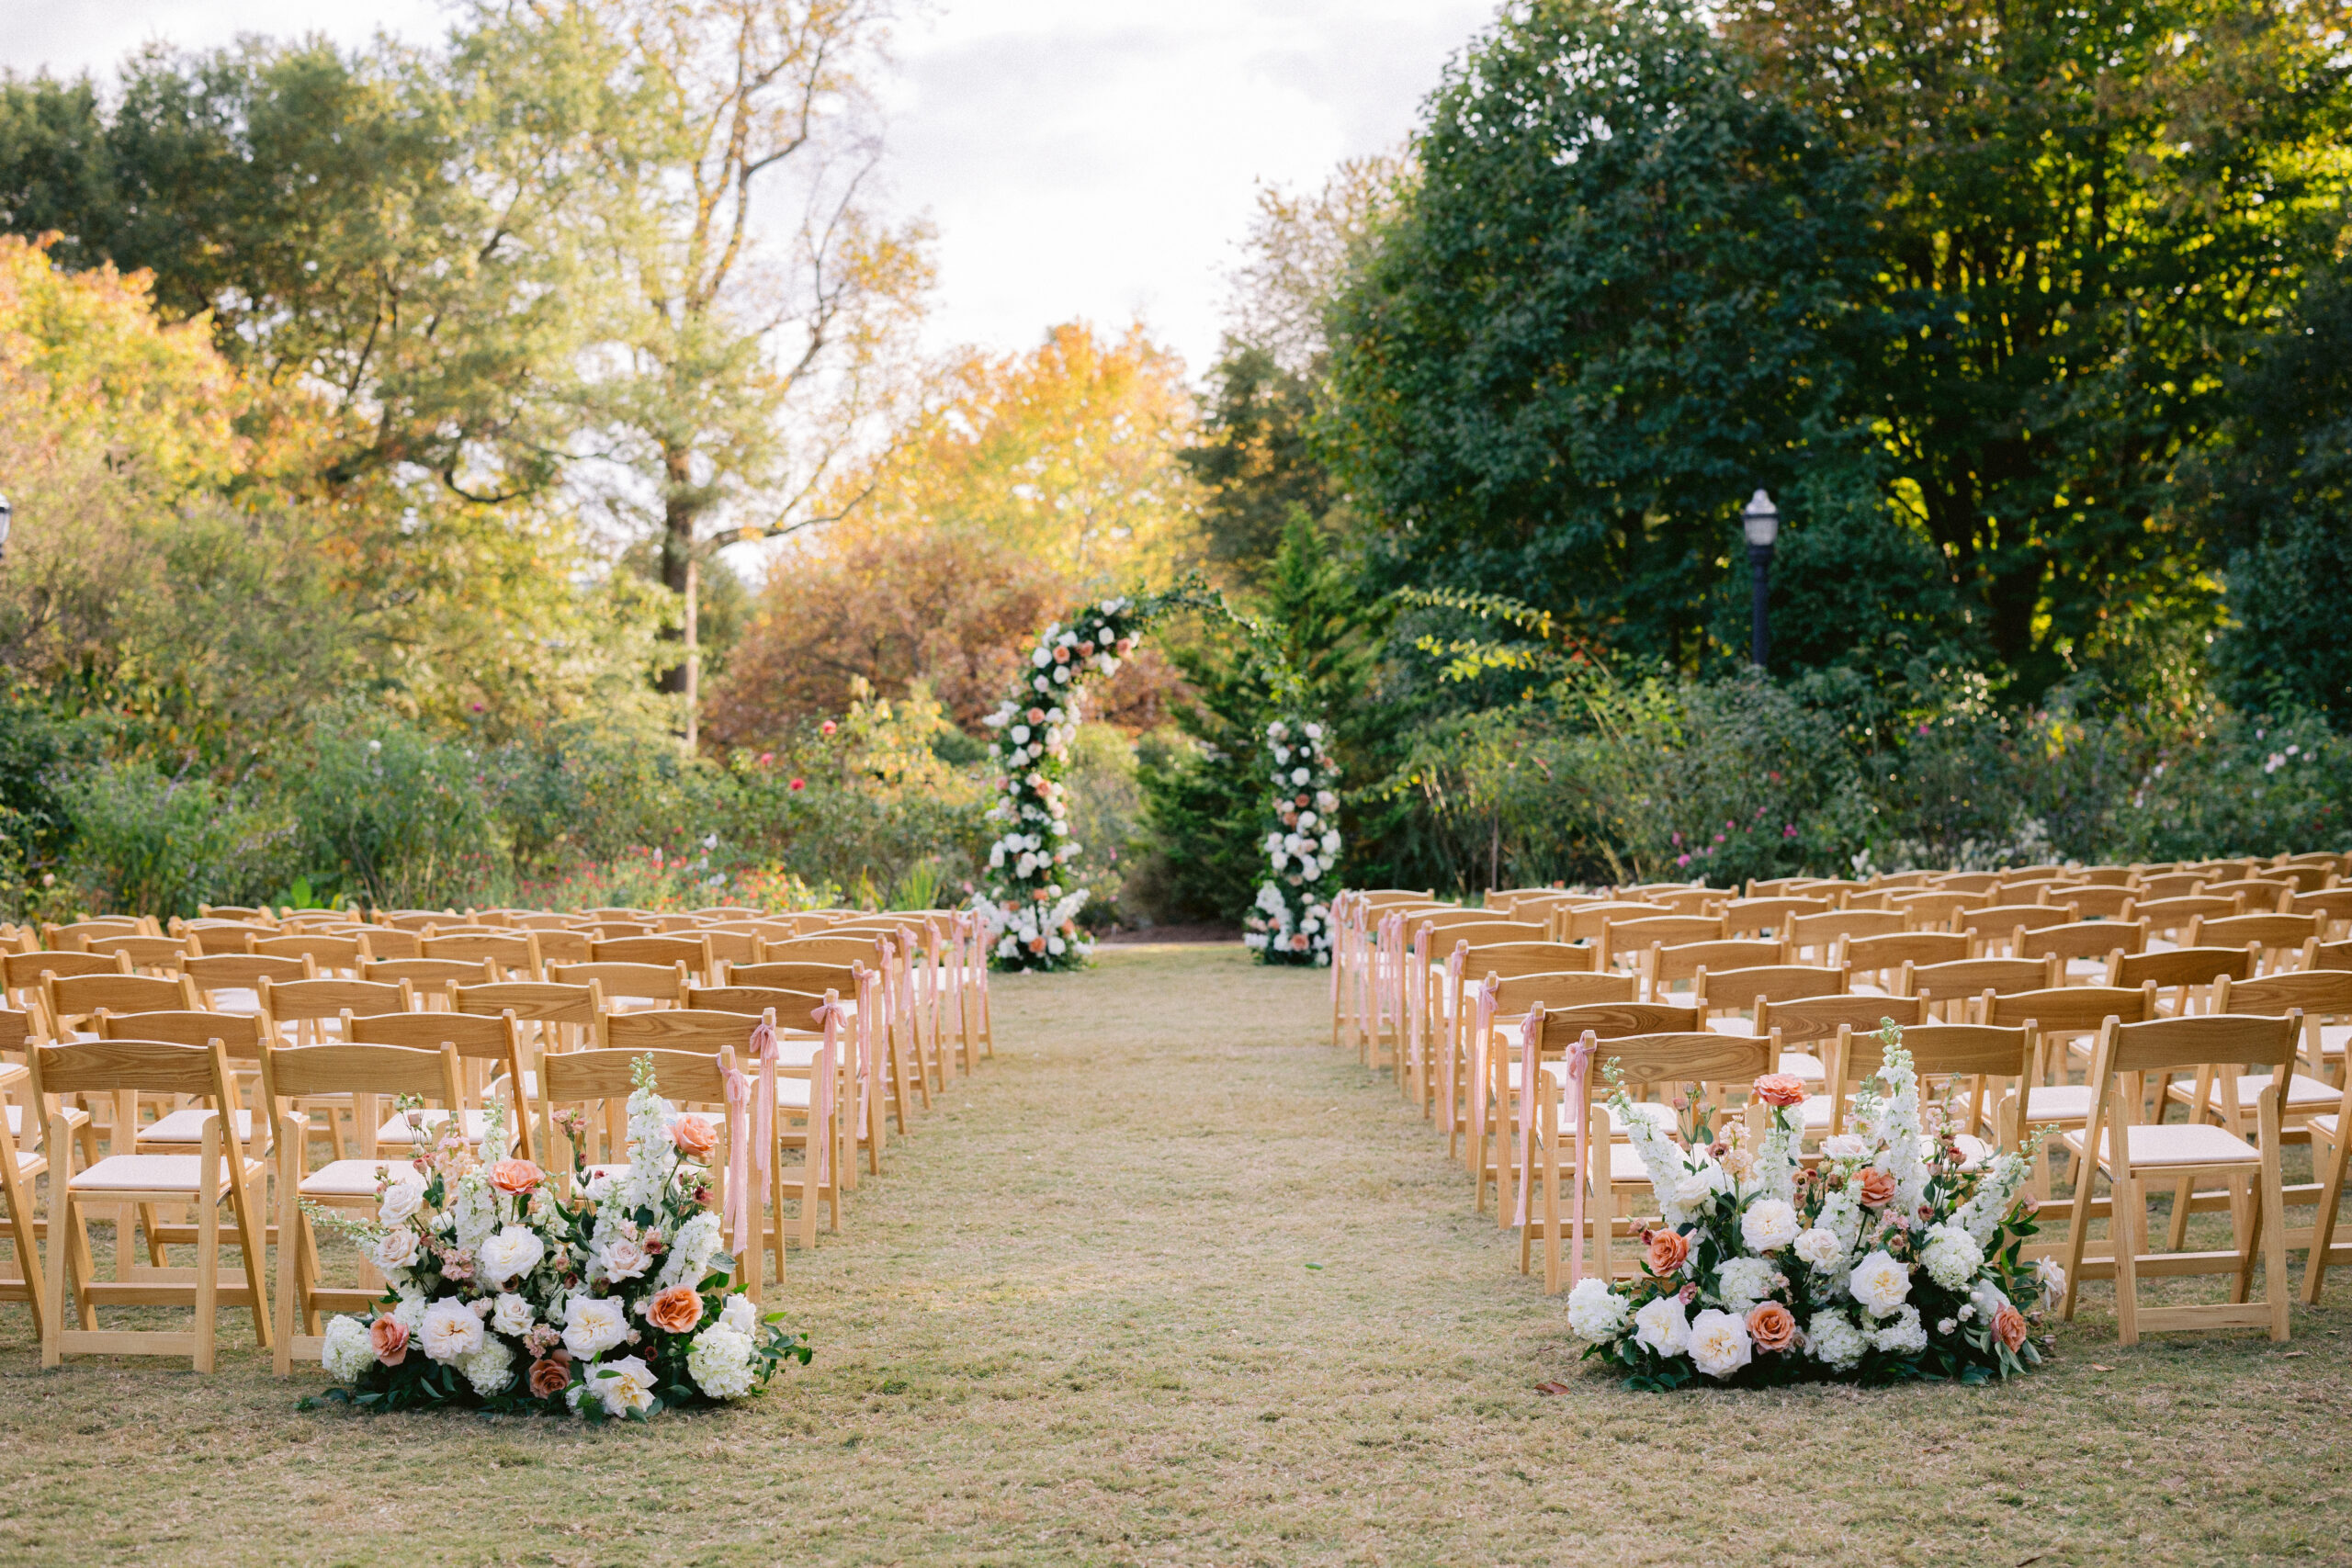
[0,0,1492,379]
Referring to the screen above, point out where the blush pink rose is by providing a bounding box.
[370,1314,411,1367]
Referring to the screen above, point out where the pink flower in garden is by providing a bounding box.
[1783,824,1797,838]
[789,778,805,792]
[757,751,774,765]
[821,719,837,736]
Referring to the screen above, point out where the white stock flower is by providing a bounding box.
[463,1337,515,1395]
[368,1226,421,1275]
[1849,1251,1912,1317]
[1686,1308,1754,1380]
[594,1354,660,1416]
[1631,1294,1690,1358]
[1740,1199,1801,1253]
[322,1314,373,1382]
[420,1298,487,1363]
[1807,1310,1869,1371]
[1792,1227,1848,1270]
[687,1324,757,1400]
[478,1225,546,1289]
[560,1295,630,1359]
[1566,1277,1631,1341]
[490,1293,535,1337]
[377,1169,426,1225]
[1919,1224,1985,1292]
[1869,1303,1928,1355]
[1714,1256,1778,1311]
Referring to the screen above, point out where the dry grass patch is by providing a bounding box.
[0,944,2346,1565]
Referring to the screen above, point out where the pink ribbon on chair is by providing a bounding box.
[807,998,843,1187]
[746,1019,779,1187]
[720,1058,756,1258]
[1437,942,1466,1128]
[1513,1006,1600,1282]
[1469,974,1498,1156]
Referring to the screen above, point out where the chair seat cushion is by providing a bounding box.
[2164,1072,2342,1111]
[2061,1122,2262,1170]
[1797,1094,1835,1130]
[141,1107,261,1145]
[2008,1084,2096,1122]
[69,1153,263,1192]
[1778,1051,1826,1083]
[300,1157,417,1197]
[2314,1112,2337,1140]
[2319,1024,2348,1057]
[376,1109,491,1145]
[6,1103,89,1136]
[1707,1016,1758,1037]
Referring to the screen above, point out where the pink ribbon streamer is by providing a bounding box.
[807,998,842,1186]
[1437,942,1465,1127]
[746,1019,778,1188]
[1513,1007,1599,1285]
[1469,974,1498,1155]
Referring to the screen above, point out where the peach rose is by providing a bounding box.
[527,1350,573,1399]
[1645,1227,1690,1277]
[490,1158,543,1195]
[1858,1168,1896,1209]
[1753,1074,1807,1108]
[670,1115,718,1160]
[1994,1304,2030,1353]
[647,1286,704,1335]
[1747,1301,1798,1353]
[369,1314,410,1367]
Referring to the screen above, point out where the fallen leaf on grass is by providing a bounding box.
[1534,1382,1573,1396]
[2279,1349,2307,1358]
[2089,1364,2114,1372]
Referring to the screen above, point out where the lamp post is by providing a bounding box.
[0,492,12,561]
[1742,488,1778,670]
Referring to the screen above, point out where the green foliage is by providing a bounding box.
[286,710,506,910]
[59,761,292,919]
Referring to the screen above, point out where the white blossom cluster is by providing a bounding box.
[1243,719,1340,965]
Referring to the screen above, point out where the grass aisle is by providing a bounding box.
[0,943,2346,1564]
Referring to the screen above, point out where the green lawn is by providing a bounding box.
[0,944,2345,1565]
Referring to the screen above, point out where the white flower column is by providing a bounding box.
[1244,717,1340,966]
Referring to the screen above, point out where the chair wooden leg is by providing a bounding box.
[40,1192,70,1369]
[2,1168,44,1344]
[2113,1174,2143,1347]
[2302,1125,2348,1305]
[2260,1137,2291,1341]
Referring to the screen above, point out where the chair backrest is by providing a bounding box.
[1548,1024,1771,1108]
[1645,940,1785,990]
[94,1009,271,1058]
[2308,939,2352,973]
[526,929,592,966]
[1883,891,1984,929]
[1962,903,2078,940]
[727,960,863,994]
[1905,955,2057,1004]
[1788,909,1907,951]
[184,920,279,955]
[753,936,884,969]
[377,909,459,931]
[2133,872,2207,900]
[2292,887,2352,930]
[1694,964,1846,1012]
[1929,873,2001,895]
[1982,983,2157,1040]
[2061,886,2140,920]
[1844,931,1970,976]
[2190,911,2324,958]
[453,979,604,1026]
[1618,887,1723,916]
[2094,1011,2298,1081]
[421,931,541,976]
[545,1045,735,1103]
[257,976,415,1024]
[578,907,655,922]
[2017,919,2147,964]
[591,935,713,976]
[1454,941,1597,981]
[1758,992,1927,1048]
[2216,970,2352,1021]
[602,1007,772,1055]
[1557,902,1671,942]
[2200,877,2295,913]
[42,919,145,952]
[549,961,689,1006]
[1408,918,1548,953]
[345,1008,524,1066]
[196,905,274,922]
[5,950,129,991]
[251,932,369,969]
[260,1040,462,1107]
[35,1036,233,1101]
[1481,971,1639,1014]
[2109,945,2254,992]
[689,984,829,1023]
[364,957,500,998]
[2134,894,2242,936]
[1722,897,1834,937]
[1599,915,1724,965]
[83,934,194,970]
[183,953,313,997]
[1839,1020,2031,1083]
[45,970,198,1024]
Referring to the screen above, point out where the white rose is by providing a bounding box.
[582,1170,616,1202]
[592,1354,660,1416]
[1631,1294,1690,1357]
[1792,1227,1847,1270]
[593,1236,652,1285]
[1849,1250,1912,1317]
[1671,1160,1727,1213]
[490,1293,535,1337]
[1291,768,1310,784]
[1566,1277,1631,1341]
[478,1225,546,1289]
[322,1314,374,1382]
[560,1295,630,1359]
[377,1169,426,1225]
[718,1293,758,1337]
[1740,1199,1801,1253]
[368,1226,421,1274]
[1819,1133,1870,1163]
[1686,1308,1754,1380]
[420,1297,486,1363]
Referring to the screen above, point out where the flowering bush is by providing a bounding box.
[310,1057,809,1420]
[1566,1025,2058,1389]
[1242,717,1340,966]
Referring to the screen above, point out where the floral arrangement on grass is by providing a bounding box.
[310,1056,809,1420]
[1243,717,1340,967]
[1565,1024,2060,1388]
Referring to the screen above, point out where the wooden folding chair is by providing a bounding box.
[1830,1019,2030,1162]
[1842,931,1969,996]
[1483,989,1686,1229]
[363,956,499,1010]
[2107,945,2255,1018]
[729,960,886,1177]
[184,953,312,1016]
[0,1008,50,1338]
[343,1010,533,1162]
[1758,992,1928,1139]
[2059,1012,2300,1345]
[1786,908,1906,966]
[1641,939,1783,1006]
[2190,913,2324,975]
[1691,963,1846,1042]
[83,934,195,975]
[1904,954,2059,1021]
[590,935,713,984]
[35,1037,271,1371]
[1721,897,1833,940]
[250,932,371,977]
[2019,919,2147,986]
[259,1038,463,1374]
[422,930,543,981]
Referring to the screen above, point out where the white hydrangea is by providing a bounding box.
[463,1337,515,1396]
[1849,1250,1912,1317]
[1739,1199,1801,1254]
[1566,1277,1631,1341]
[1631,1293,1690,1357]
[686,1324,757,1400]
[719,1293,759,1337]
[1714,1256,1779,1311]
[392,1294,428,1336]
[322,1314,374,1382]
[1686,1308,1754,1381]
[1919,1224,1986,1292]
[1806,1309,1869,1371]
[1793,1227,1848,1270]
[1869,1303,1928,1355]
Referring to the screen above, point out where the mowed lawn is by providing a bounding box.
[0,943,2346,1566]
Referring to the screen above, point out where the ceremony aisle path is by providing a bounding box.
[0,943,2348,1563]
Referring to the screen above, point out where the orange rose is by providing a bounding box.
[1858,1168,1896,1209]
[369,1314,410,1367]
[1994,1304,2030,1353]
[647,1285,704,1335]
[1645,1227,1690,1277]
[1747,1301,1798,1353]
[1753,1074,1807,1108]
[490,1158,543,1195]
[670,1115,718,1160]
[527,1350,573,1398]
